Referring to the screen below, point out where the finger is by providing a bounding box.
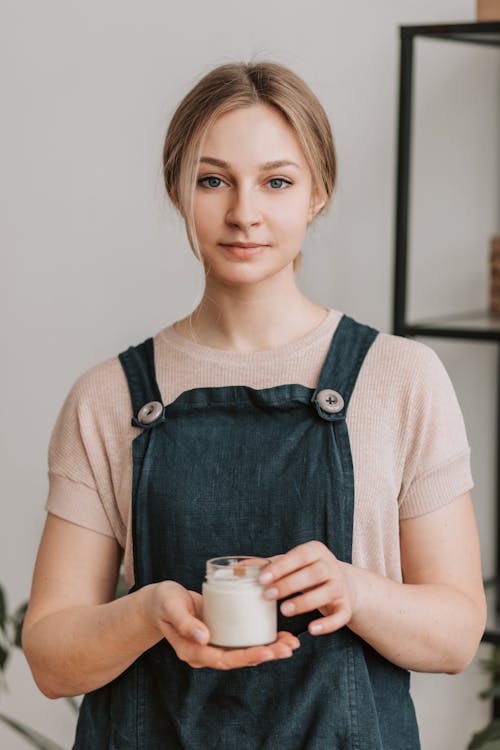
[263,553,285,565]
[258,541,326,585]
[263,559,330,601]
[219,633,300,665]
[197,646,292,670]
[187,590,204,619]
[276,630,301,649]
[278,580,345,618]
[212,636,294,665]
[161,596,210,645]
[221,633,299,667]
[160,621,248,669]
[210,643,291,670]
[307,605,352,635]
[163,621,294,670]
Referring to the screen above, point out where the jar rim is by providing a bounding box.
[206,556,271,581]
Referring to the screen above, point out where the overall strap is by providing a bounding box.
[118,338,165,428]
[312,314,379,421]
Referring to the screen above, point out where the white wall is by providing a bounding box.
[2,1,497,748]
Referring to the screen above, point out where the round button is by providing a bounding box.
[137,401,164,425]
[316,389,344,414]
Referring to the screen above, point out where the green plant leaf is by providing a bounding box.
[11,601,29,649]
[478,646,500,678]
[0,643,10,673]
[65,695,81,714]
[480,683,500,700]
[0,711,65,749]
[0,585,6,635]
[479,659,500,677]
[470,741,500,750]
[468,719,500,749]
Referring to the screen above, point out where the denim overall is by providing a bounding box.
[73,313,421,749]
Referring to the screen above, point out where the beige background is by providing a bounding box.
[2,1,499,747]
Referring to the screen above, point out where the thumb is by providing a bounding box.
[163,585,210,645]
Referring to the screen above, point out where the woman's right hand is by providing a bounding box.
[140,580,300,670]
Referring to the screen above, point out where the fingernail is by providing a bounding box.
[281,601,295,615]
[263,587,279,599]
[310,624,322,634]
[259,571,273,584]
[192,628,207,643]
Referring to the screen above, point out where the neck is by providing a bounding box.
[175,276,329,353]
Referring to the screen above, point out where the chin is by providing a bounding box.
[204,260,293,286]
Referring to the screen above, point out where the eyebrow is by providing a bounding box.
[199,157,301,171]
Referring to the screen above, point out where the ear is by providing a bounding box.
[307,184,327,224]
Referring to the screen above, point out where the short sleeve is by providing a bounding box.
[45,369,117,538]
[398,344,474,519]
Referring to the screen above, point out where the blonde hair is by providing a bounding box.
[162,61,337,274]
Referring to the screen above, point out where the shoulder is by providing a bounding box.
[67,354,128,406]
[53,350,134,436]
[370,328,438,364]
[360,327,447,393]
[60,326,175,423]
[351,325,464,435]
[368,331,468,447]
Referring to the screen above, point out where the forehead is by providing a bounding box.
[199,104,307,169]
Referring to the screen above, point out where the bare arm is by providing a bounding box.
[342,490,487,673]
[258,491,486,675]
[21,514,163,698]
[23,514,299,699]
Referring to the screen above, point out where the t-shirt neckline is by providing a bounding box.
[158,307,341,363]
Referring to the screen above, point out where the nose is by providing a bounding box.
[225,185,262,230]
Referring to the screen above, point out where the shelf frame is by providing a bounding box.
[391,21,500,649]
[400,21,500,47]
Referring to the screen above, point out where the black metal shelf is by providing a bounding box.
[399,309,500,342]
[392,20,500,670]
[401,21,500,47]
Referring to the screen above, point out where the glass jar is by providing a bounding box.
[202,556,277,647]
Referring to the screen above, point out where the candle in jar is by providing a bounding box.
[202,556,277,647]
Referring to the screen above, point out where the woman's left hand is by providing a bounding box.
[258,541,358,635]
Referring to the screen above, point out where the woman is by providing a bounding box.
[22,61,486,749]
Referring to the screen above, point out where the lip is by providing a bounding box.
[221,242,265,248]
[220,244,267,258]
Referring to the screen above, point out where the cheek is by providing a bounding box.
[272,205,309,244]
[272,191,311,225]
[193,202,216,237]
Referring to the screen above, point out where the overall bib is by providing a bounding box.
[73,313,421,750]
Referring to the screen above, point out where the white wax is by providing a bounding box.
[202,575,277,647]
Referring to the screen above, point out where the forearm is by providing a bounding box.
[342,562,486,674]
[22,584,162,699]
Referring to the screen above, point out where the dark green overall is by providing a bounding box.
[73,313,421,749]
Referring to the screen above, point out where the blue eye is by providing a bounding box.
[197,176,224,189]
[197,176,293,190]
[268,178,292,190]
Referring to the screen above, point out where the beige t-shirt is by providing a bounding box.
[45,308,474,589]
